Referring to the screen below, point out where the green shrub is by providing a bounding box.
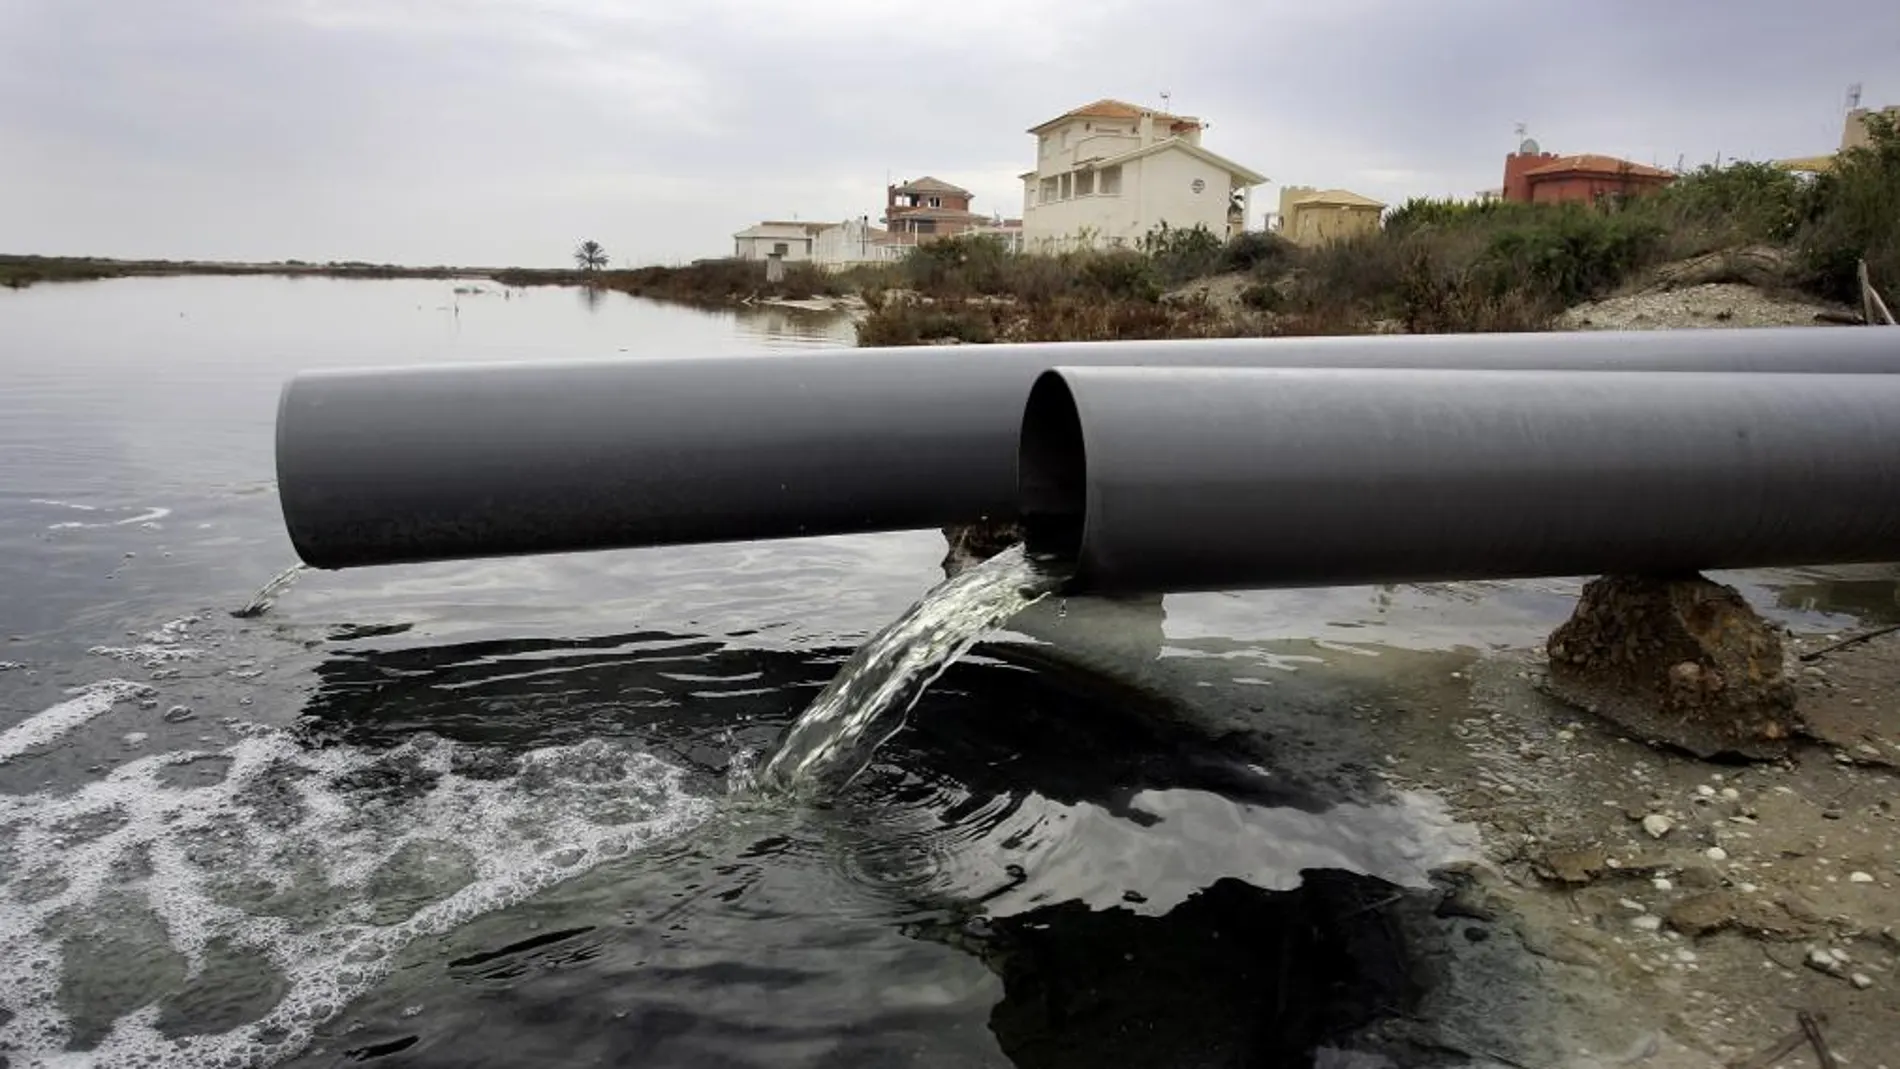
[1138,222,1225,284]
[1077,250,1162,301]
[1221,231,1296,275]
[1238,282,1283,312]
[1797,112,1900,304]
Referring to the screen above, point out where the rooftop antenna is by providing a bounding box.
[1846,82,1863,113]
[1159,90,1171,113]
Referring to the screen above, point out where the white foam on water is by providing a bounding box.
[0,681,153,765]
[44,505,172,531]
[86,616,204,670]
[0,709,714,1067]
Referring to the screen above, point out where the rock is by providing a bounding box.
[1536,846,1609,885]
[941,521,1025,577]
[1807,947,1846,976]
[163,705,195,723]
[1641,814,1674,839]
[1667,892,1741,936]
[1704,847,1727,861]
[1852,972,1875,989]
[1849,871,1874,884]
[1666,890,1819,941]
[1544,575,1796,759]
[1631,914,1664,932]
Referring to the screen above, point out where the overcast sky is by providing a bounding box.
[2,0,1894,267]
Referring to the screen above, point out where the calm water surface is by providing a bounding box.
[1,276,1892,1068]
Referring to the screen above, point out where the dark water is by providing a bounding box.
[2,277,1891,1068]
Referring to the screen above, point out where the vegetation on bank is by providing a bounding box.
[857,114,1900,344]
[0,255,462,289]
[11,117,1891,335]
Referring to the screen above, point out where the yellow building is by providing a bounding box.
[1277,187,1386,247]
[1776,104,1899,173]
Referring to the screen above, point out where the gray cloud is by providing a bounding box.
[2,0,1893,265]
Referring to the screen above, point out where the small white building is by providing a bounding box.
[733,221,826,262]
[1019,99,1268,253]
[812,218,902,269]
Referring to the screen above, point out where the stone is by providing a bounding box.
[1705,847,1728,861]
[1543,575,1796,759]
[1631,914,1664,932]
[1642,814,1674,839]
[1666,890,1818,941]
[1537,846,1609,885]
[1852,972,1874,989]
[1849,871,1875,884]
[1807,947,1846,976]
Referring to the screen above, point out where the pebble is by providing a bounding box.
[1618,898,1646,913]
[163,705,195,723]
[1695,785,1716,798]
[1739,883,1758,894]
[1651,877,1673,891]
[1705,847,1728,861]
[1631,915,1663,932]
[1852,973,1875,989]
[1719,787,1740,801]
[1808,948,1845,975]
[1642,814,1674,839]
[122,732,148,745]
[1850,871,1875,884]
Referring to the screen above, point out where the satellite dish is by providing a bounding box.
[1519,137,1541,155]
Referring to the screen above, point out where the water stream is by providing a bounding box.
[756,546,1067,792]
[231,563,307,618]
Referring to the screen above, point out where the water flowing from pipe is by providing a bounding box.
[755,545,1066,793]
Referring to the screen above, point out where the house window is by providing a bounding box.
[1039,177,1057,204]
[1058,173,1071,200]
[772,242,789,256]
[1076,170,1095,196]
[927,196,941,208]
[1100,165,1122,195]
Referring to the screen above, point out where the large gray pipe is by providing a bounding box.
[1019,367,1900,595]
[277,328,1900,568]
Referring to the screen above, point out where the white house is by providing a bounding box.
[1019,99,1268,252]
[733,221,826,262]
[811,217,902,269]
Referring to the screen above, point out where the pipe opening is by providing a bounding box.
[1019,370,1086,565]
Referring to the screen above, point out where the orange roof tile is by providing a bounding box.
[1029,98,1200,133]
[1522,154,1674,179]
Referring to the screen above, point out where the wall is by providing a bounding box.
[1134,150,1235,239]
[1842,105,1900,152]
[1526,172,1671,206]
[1501,151,1558,203]
[734,234,814,261]
[811,221,898,267]
[1021,147,1235,251]
[1284,203,1381,246]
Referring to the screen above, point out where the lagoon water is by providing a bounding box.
[2,275,1891,1067]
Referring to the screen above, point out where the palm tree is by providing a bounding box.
[573,240,608,271]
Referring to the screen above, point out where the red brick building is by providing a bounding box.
[1502,147,1674,205]
[881,176,1023,248]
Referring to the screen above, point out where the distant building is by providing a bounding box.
[1501,138,1673,205]
[812,218,902,268]
[733,221,826,261]
[1019,98,1267,252]
[882,177,984,244]
[1841,104,1900,151]
[1277,187,1386,246]
[1777,103,1900,173]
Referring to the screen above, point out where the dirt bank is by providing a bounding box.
[1002,577,1900,1068]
